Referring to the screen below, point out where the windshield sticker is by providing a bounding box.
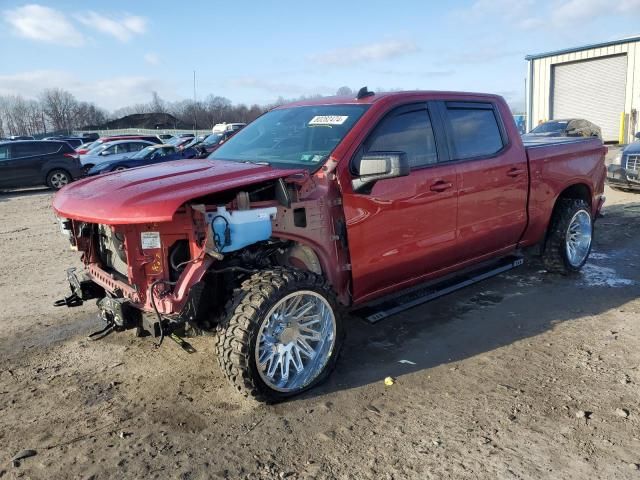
[309,115,348,126]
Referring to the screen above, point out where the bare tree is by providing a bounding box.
[336,86,354,96]
[41,88,77,133]
[150,91,165,113]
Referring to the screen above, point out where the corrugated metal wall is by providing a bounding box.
[527,40,640,143]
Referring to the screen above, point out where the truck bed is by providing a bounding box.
[521,136,601,148]
[519,136,606,248]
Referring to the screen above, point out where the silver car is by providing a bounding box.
[80,140,155,170]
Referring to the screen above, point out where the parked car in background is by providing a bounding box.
[0,140,82,189]
[86,144,199,176]
[76,141,94,152]
[165,136,195,149]
[157,134,174,141]
[606,133,640,191]
[44,136,85,148]
[80,133,100,142]
[76,135,162,154]
[80,139,155,171]
[212,122,246,134]
[523,119,601,140]
[182,135,209,150]
[8,135,35,141]
[198,129,240,156]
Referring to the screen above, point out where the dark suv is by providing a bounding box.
[0,140,83,190]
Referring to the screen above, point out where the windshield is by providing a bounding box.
[184,137,203,149]
[202,133,224,146]
[531,121,568,134]
[210,104,369,170]
[87,143,109,155]
[131,146,157,159]
[84,140,102,151]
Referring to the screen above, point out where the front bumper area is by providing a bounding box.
[53,268,105,307]
[606,164,640,190]
[54,264,211,339]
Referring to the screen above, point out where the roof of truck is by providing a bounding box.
[280,90,504,108]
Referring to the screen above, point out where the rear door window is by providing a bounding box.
[13,142,44,158]
[444,102,504,160]
[111,144,130,154]
[132,142,149,152]
[0,145,9,160]
[40,142,62,154]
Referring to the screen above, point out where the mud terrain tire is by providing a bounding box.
[215,268,344,403]
[543,198,593,274]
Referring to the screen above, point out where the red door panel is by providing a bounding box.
[456,151,528,261]
[343,164,458,303]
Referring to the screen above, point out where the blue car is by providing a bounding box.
[86,145,198,176]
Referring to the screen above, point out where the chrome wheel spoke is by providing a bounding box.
[280,351,291,381]
[266,353,281,378]
[299,328,322,342]
[255,290,336,392]
[565,210,592,267]
[291,346,304,373]
[296,337,316,359]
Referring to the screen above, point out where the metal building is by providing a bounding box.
[526,35,640,143]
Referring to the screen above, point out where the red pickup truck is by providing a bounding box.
[53,89,606,402]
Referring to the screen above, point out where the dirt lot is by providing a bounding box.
[1,182,639,480]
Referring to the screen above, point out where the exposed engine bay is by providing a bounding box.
[54,173,350,344]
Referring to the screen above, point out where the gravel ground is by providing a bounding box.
[0,180,639,479]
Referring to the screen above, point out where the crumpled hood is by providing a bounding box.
[52,159,304,224]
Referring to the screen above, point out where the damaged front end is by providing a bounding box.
[52,163,350,346]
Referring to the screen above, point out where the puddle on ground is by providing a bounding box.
[580,264,634,287]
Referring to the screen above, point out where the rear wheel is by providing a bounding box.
[46,169,71,189]
[113,166,128,172]
[542,198,593,273]
[215,268,344,403]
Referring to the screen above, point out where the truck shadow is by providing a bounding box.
[303,200,640,400]
[0,187,53,202]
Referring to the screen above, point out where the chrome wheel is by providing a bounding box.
[255,290,336,392]
[50,172,69,189]
[565,210,592,267]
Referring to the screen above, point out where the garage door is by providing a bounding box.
[552,54,627,142]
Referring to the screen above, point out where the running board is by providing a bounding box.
[355,256,524,324]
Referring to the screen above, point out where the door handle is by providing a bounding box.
[507,168,525,177]
[430,181,453,192]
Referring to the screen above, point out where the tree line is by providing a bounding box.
[0,86,358,138]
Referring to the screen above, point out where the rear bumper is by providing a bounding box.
[67,164,84,180]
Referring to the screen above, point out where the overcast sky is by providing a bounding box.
[1,0,640,112]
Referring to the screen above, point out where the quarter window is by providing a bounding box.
[363,106,437,169]
[40,142,62,154]
[445,103,504,159]
[0,145,9,160]
[13,143,43,158]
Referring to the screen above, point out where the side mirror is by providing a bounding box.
[635,132,640,140]
[100,150,110,156]
[352,152,410,191]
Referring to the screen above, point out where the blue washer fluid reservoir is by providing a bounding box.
[206,206,278,253]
